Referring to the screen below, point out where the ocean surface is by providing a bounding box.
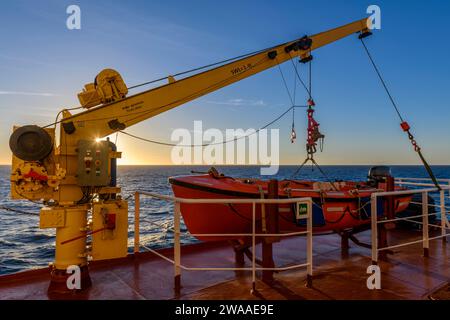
[0,165,448,275]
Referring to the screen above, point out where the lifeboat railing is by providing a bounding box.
[133,191,314,294]
[370,179,450,265]
[395,177,450,230]
[396,177,450,195]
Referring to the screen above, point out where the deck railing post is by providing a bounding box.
[422,191,429,257]
[371,194,378,265]
[134,191,140,255]
[440,190,447,244]
[251,202,256,293]
[306,199,313,288]
[132,194,317,294]
[262,179,277,283]
[174,201,181,294]
[448,179,450,198]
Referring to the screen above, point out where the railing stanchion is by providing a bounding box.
[440,190,447,244]
[448,179,450,198]
[174,201,181,294]
[306,199,313,288]
[131,193,326,293]
[251,202,256,293]
[135,185,449,295]
[134,191,140,254]
[371,194,378,265]
[422,192,429,257]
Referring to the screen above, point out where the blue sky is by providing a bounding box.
[0,0,449,165]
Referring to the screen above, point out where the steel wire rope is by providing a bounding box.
[119,105,304,147]
[41,56,267,129]
[359,37,441,190]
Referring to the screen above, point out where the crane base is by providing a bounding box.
[47,265,91,296]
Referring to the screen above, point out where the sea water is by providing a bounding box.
[0,165,448,275]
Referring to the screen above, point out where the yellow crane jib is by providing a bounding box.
[7,17,372,294]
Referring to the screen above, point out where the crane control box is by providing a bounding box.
[77,140,111,186]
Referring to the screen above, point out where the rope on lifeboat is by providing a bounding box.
[324,208,347,224]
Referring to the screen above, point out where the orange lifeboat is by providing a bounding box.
[169,169,413,242]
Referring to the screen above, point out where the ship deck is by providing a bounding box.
[0,229,448,300]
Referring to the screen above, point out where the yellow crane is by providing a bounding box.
[8,18,371,293]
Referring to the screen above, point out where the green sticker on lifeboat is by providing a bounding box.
[296,203,308,220]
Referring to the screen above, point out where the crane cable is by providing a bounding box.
[127,48,274,90]
[0,205,39,216]
[286,54,337,190]
[127,38,315,91]
[308,52,313,100]
[275,57,296,106]
[274,56,308,142]
[275,54,337,189]
[119,105,304,147]
[292,67,297,136]
[288,52,310,96]
[359,37,441,190]
[43,39,312,129]
[120,56,310,148]
[41,55,269,129]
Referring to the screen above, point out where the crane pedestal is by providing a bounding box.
[48,265,92,295]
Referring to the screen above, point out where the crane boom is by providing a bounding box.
[62,18,370,140]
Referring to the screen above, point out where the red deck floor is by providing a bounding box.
[0,229,448,300]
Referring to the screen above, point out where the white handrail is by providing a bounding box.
[371,186,449,265]
[134,190,314,294]
[395,177,450,197]
[136,190,310,204]
[395,181,440,187]
[396,177,450,182]
[372,187,441,197]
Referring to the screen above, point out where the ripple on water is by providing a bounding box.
[1,165,449,275]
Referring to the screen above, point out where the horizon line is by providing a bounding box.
[0,163,448,166]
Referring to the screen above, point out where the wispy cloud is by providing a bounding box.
[206,98,266,107]
[0,91,60,97]
[0,53,56,68]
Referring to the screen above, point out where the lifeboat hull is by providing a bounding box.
[169,175,412,242]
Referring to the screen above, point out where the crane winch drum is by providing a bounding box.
[77,68,128,109]
[9,125,53,161]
